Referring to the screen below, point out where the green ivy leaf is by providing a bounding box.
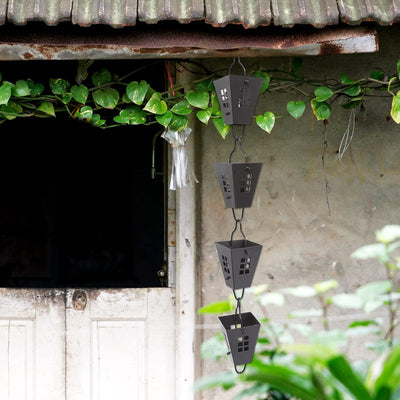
[0,101,22,120]
[195,78,213,92]
[370,70,385,81]
[168,113,189,131]
[143,93,168,115]
[256,111,275,134]
[314,86,333,102]
[155,111,173,127]
[171,100,192,115]
[61,93,72,105]
[92,87,119,109]
[91,114,106,127]
[196,109,212,125]
[36,102,55,117]
[340,74,355,85]
[11,80,30,97]
[287,101,305,119]
[75,105,93,120]
[0,82,13,105]
[341,98,362,109]
[91,68,112,86]
[391,91,400,123]
[49,78,70,95]
[254,71,270,93]
[212,117,231,138]
[186,90,209,109]
[126,80,149,105]
[27,79,44,97]
[343,85,361,97]
[311,99,331,120]
[71,84,88,104]
[114,105,147,125]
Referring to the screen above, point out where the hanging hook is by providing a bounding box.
[233,288,245,301]
[228,57,247,77]
[234,364,247,374]
[230,208,246,245]
[229,125,248,163]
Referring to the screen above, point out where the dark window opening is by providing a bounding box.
[0,60,166,288]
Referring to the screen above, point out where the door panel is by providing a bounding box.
[91,320,145,400]
[0,320,34,400]
[66,288,176,400]
[0,289,65,400]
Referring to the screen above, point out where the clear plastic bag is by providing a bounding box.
[161,128,198,190]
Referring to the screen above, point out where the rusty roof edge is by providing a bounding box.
[0,25,378,60]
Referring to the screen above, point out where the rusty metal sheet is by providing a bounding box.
[337,0,400,25]
[138,0,204,23]
[271,0,339,27]
[205,0,271,28]
[7,0,72,26]
[0,25,377,60]
[71,0,137,27]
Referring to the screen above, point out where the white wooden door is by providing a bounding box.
[0,287,176,400]
[0,289,66,400]
[66,287,176,400]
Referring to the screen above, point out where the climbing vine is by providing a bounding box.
[0,58,399,136]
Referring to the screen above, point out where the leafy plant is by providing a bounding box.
[196,225,400,399]
[1,58,400,138]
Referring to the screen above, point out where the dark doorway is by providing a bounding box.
[0,60,166,288]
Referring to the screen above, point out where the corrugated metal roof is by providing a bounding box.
[2,0,400,28]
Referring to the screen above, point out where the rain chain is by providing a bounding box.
[213,58,264,374]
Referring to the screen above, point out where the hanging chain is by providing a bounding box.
[233,297,247,374]
[229,125,248,163]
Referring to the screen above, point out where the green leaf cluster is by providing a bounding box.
[1,58,400,137]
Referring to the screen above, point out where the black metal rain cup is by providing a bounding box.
[215,239,262,290]
[215,162,262,209]
[219,311,260,373]
[213,58,263,126]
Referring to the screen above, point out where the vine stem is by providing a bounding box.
[321,123,331,216]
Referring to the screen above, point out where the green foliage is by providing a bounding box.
[143,92,167,115]
[287,100,305,119]
[1,58,400,135]
[186,90,209,109]
[11,80,30,97]
[92,87,119,109]
[196,225,400,399]
[126,80,148,105]
[254,70,270,94]
[49,78,69,95]
[71,84,88,104]
[256,111,275,133]
[36,102,55,117]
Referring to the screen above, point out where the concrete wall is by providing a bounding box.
[197,27,400,399]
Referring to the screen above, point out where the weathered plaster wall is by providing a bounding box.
[197,27,400,399]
